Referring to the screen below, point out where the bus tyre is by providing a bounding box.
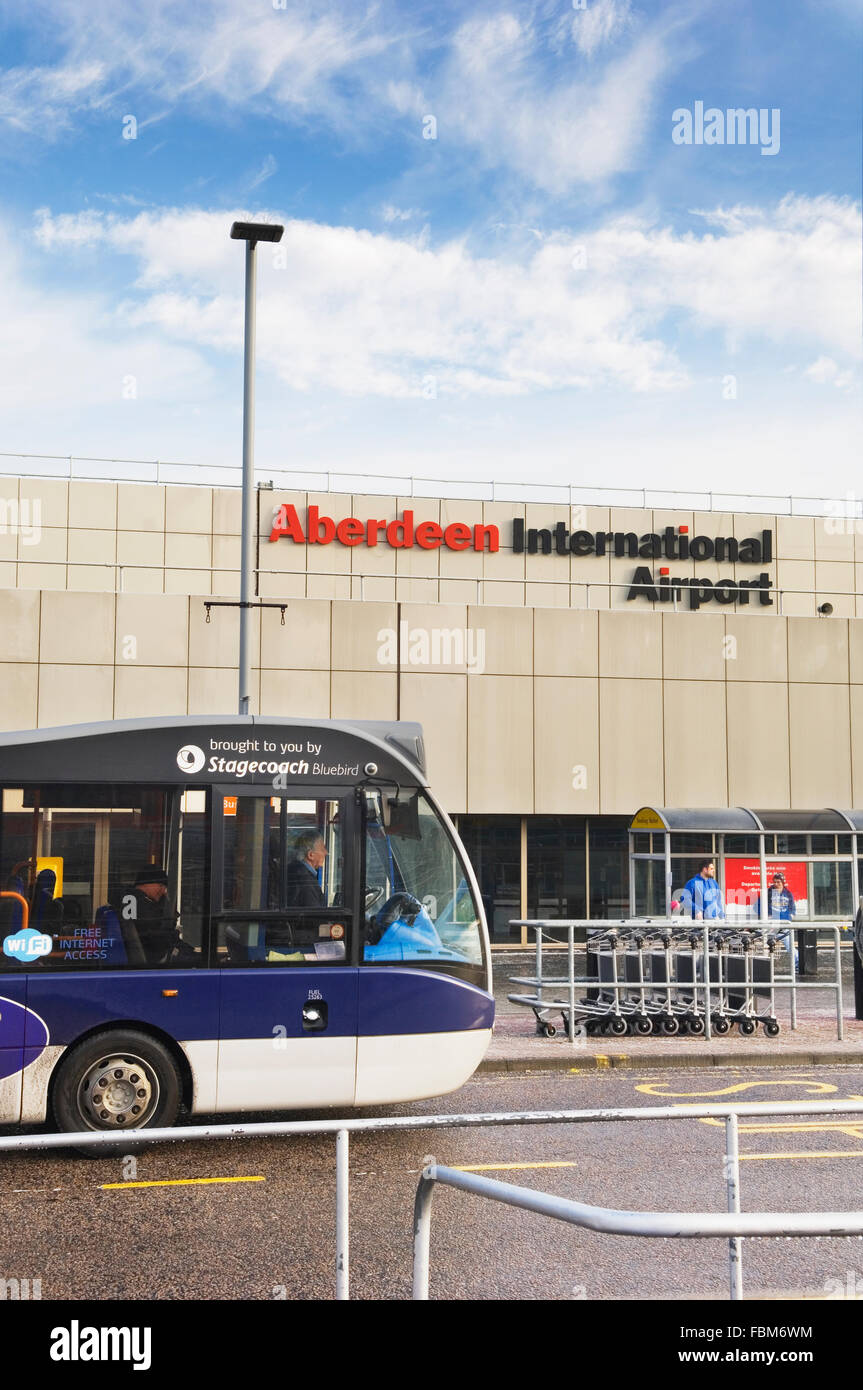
[52,1029,182,1152]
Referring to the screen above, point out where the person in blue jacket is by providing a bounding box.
[755,871,796,922]
[679,859,725,920]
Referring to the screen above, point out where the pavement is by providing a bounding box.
[481,949,863,1073]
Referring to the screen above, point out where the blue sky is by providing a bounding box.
[0,0,860,497]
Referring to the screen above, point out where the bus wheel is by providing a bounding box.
[52,1030,182,1152]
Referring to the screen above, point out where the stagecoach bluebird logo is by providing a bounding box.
[177,744,206,773]
[2,928,52,960]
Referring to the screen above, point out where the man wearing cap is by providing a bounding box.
[128,867,179,966]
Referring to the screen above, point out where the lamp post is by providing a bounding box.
[229,220,284,716]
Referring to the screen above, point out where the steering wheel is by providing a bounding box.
[366,892,423,945]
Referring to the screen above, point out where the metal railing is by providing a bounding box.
[3,1100,863,1301]
[508,920,847,1042]
[412,1103,863,1301]
[5,556,858,614]
[1,452,861,520]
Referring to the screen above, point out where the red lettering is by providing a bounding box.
[444,522,472,550]
[473,523,500,553]
[308,505,335,544]
[269,504,305,544]
[366,519,386,547]
[385,510,414,548]
[336,517,365,546]
[415,521,443,549]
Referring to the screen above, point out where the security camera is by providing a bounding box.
[817,602,834,616]
[364,762,378,776]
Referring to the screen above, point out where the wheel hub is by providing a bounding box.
[78,1054,158,1129]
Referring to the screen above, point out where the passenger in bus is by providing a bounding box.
[285,832,327,909]
[127,866,180,966]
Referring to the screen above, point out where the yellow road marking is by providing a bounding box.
[740,1150,863,1162]
[454,1162,578,1172]
[700,1118,863,1138]
[101,1176,266,1190]
[595,1055,610,1069]
[636,1078,837,1099]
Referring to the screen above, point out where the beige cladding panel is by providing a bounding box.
[468,605,532,675]
[534,677,599,813]
[165,484,213,534]
[851,686,863,805]
[40,591,115,665]
[533,608,598,677]
[662,612,726,680]
[114,666,188,720]
[20,477,68,525]
[724,615,788,682]
[115,594,190,667]
[399,603,469,673]
[0,664,38,731]
[189,666,254,715]
[20,528,67,564]
[850,620,863,683]
[598,678,664,813]
[330,671,397,720]
[599,610,663,679]
[467,676,533,813]
[189,595,259,668]
[0,591,40,662]
[38,664,114,726]
[814,515,855,562]
[68,481,117,530]
[399,673,467,813]
[261,598,331,671]
[331,600,396,673]
[787,617,849,682]
[117,483,165,533]
[260,669,332,720]
[662,681,727,807]
[726,683,790,806]
[68,529,116,565]
[789,684,852,806]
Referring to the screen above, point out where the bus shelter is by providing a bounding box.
[629,807,863,923]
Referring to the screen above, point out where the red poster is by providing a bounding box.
[724,859,808,917]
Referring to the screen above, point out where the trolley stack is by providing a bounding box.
[508,923,786,1039]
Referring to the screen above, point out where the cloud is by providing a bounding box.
[429,8,676,193]
[247,154,278,191]
[28,195,861,403]
[0,0,684,193]
[805,356,856,390]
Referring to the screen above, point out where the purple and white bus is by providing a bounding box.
[0,716,492,1136]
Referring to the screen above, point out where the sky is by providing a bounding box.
[0,0,860,499]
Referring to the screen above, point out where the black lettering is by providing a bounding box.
[689,535,714,561]
[713,578,737,604]
[757,572,773,606]
[678,530,690,560]
[689,578,714,611]
[663,527,678,559]
[738,537,762,564]
[527,528,552,555]
[594,531,611,557]
[737,578,751,606]
[554,521,570,555]
[613,531,639,558]
[714,537,739,563]
[570,530,595,557]
[512,518,525,553]
[639,533,661,559]
[762,529,772,563]
[627,566,659,602]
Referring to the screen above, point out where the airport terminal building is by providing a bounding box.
[0,466,861,945]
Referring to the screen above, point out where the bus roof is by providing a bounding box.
[0,715,428,787]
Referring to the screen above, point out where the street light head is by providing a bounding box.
[230,221,284,244]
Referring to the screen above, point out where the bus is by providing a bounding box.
[0,716,493,1136]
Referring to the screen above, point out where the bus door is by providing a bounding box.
[211,787,358,1111]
